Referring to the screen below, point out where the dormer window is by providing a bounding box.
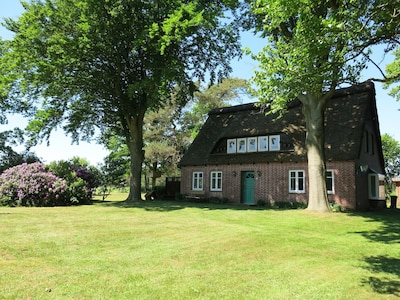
[211,133,293,154]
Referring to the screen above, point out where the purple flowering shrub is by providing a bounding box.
[48,160,100,204]
[0,162,68,207]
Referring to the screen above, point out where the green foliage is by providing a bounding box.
[48,159,101,205]
[245,0,400,212]
[385,47,400,100]
[381,134,400,178]
[0,0,242,202]
[100,134,130,187]
[184,78,249,138]
[0,129,40,173]
[246,0,399,109]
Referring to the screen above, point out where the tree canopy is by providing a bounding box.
[0,0,242,201]
[381,134,400,179]
[246,0,400,211]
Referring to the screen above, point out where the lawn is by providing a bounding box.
[1,196,400,299]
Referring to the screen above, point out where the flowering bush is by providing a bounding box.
[47,160,100,204]
[0,162,68,207]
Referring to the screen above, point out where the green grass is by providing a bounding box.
[1,196,400,299]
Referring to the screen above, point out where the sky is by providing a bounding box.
[1,1,399,166]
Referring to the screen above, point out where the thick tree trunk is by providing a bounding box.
[125,112,145,203]
[300,94,331,212]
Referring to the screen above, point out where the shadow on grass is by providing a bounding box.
[90,198,303,212]
[350,209,400,295]
[360,256,400,296]
[351,209,400,244]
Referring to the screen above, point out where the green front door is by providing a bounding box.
[242,171,255,204]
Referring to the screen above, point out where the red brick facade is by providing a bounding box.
[181,161,358,209]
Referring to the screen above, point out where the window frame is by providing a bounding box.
[210,171,222,191]
[289,170,305,193]
[326,169,335,195]
[192,171,204,191]
[368,173,377,199]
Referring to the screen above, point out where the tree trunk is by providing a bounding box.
[300,94,331,212]
[125,111,146,203]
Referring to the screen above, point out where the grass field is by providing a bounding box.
[1,195,400,299]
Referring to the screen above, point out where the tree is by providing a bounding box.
[100,134,131,189]
[183,77,249,138]
[245,0,400,212]
[143,87,191,187]
[0,0,241,202]
[385,47,400,100]
[0,129,40,173]
[381,134,400,179]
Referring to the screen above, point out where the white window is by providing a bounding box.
[247,137,257,152]
[192,172,203,191]
[269,135,280,151]
[210,171,222,191]
[289,170,305,193]
[237,138,247,153]
[227,139,236,153]
[258,136,268,151]
[368,173,384,199]
[326,170,334,194]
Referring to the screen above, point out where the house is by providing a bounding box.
[179,82,386,211]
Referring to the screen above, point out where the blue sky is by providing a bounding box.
[1,1,399,165]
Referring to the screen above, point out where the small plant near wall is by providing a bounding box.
[330,202,345,213]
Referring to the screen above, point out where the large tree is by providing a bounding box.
[0,0,241,202]
[246,0,400,212]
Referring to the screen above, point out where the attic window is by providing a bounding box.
[212,134,293,154]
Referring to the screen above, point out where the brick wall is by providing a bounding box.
[181,160,357,208]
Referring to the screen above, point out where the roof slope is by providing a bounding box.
[180,82,381,166]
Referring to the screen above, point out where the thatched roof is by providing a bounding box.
[180,82,382,166]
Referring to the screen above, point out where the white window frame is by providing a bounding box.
[227,139,237,154]
[326,169,335,194]
[237,138,247,153]
[192,172,203,191]
[258,136,268,152]
[247,137,258,152]
[289,170,305,193]
[210,171,222,191]
[368,173,384,200]
[269,135,280,151]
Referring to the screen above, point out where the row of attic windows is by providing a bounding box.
[211,133,294,154]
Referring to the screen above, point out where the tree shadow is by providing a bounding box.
[350,209,400,295]
[351,209,400,244]
[361,256,400,296]
[90,198,300,212]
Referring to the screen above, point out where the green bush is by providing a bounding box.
[48,160,99,205]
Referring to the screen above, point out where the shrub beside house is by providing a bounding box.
[179,82,385,211]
